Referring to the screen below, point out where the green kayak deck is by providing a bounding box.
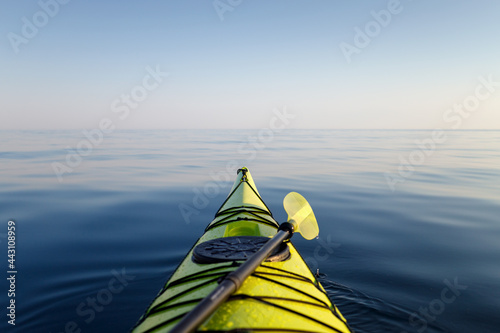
[133,168,351,333]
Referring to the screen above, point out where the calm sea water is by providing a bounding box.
[0,129,499,333]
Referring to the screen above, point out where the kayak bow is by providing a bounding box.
[133,167,351,333]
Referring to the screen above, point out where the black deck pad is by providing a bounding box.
[192,236,290,264]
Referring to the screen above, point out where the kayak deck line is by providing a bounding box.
[214,167,273,217]
[205,211,279,233]
[132,167,352,333]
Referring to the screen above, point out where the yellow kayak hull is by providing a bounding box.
[133,168,351,333]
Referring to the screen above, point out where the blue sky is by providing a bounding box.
[1,0,499,129]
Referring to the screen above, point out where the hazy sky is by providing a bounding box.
[1,0,499,129]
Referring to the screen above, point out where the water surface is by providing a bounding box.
[0,129,499,332]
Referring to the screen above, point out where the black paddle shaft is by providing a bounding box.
[171,227,292,333]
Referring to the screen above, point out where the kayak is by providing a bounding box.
[132,167,352,333]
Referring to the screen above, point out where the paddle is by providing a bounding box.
[171,192,319,333]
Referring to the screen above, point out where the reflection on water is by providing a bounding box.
[0,130,499,332]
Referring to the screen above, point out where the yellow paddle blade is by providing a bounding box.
[283,192,319,240]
